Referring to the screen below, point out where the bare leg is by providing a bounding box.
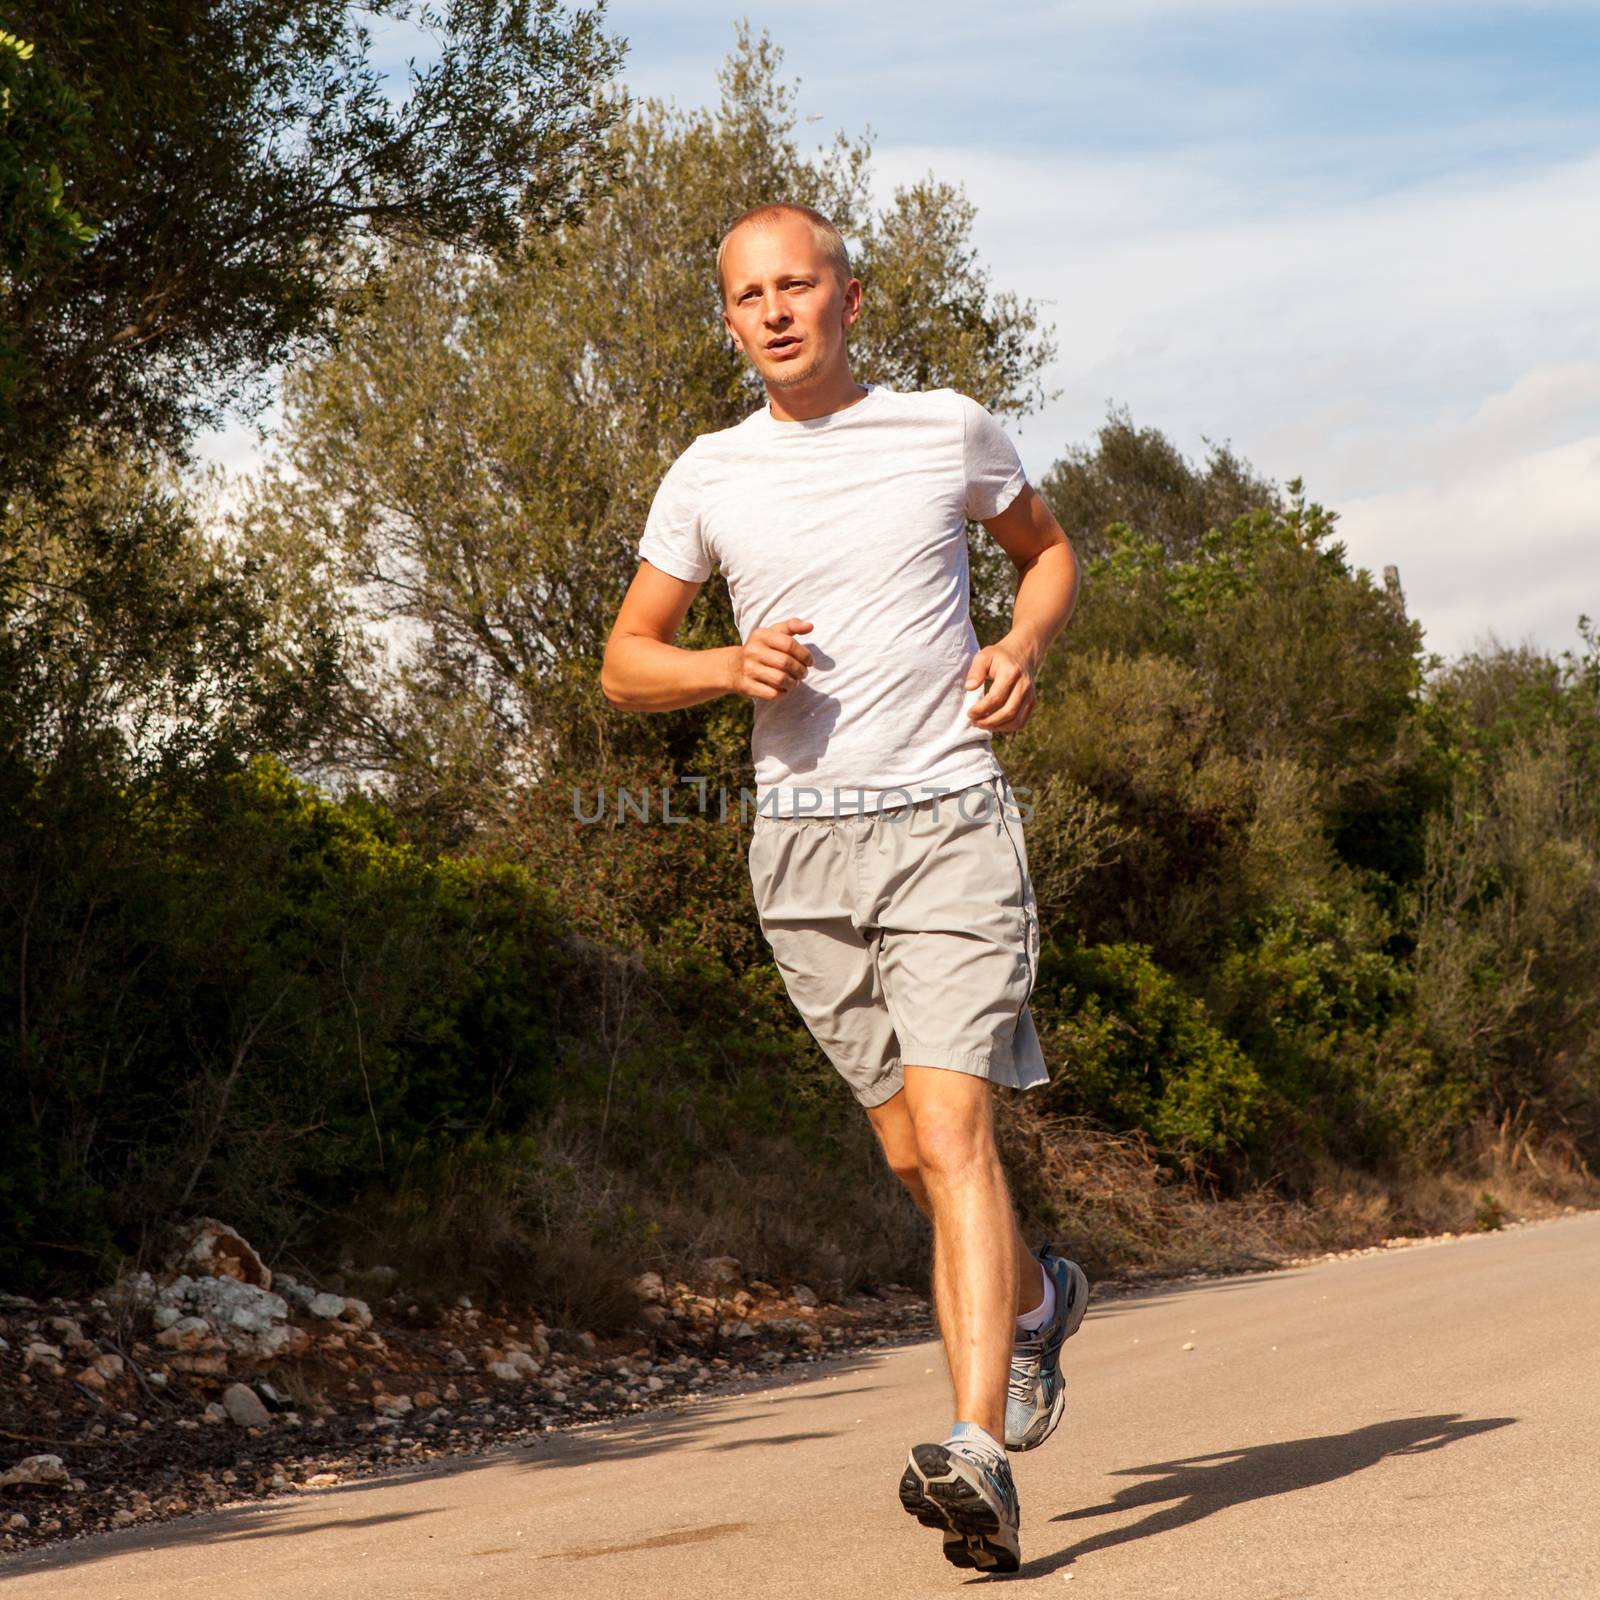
[867,1086,1043,1311]
[863,1067,1037,1438]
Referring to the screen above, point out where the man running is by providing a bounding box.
[600,201,1086,1573]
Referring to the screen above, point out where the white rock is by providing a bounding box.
[92,1352,125,1380]
[5,1513,27,1530]
[153,1276,292,1361]
[791,1284,819,1307]
[105,1271,157,1309]
[372,1392,413,1415]
[173,1217,271,1289]
[0,1455,68,1489]
[307,1292,346,1320]
[202,1403,228,1423]
[22,1342,62,1368]
[341,1297,373,1330]
[154,1316,218,1352]
[487,1360,523,1383]
[222,1383,272,1427]
[275,1277,319,1313]
[633,1271,667,1303]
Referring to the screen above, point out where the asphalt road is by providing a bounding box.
[8,1212,1599,1599]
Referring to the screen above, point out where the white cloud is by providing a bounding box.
[1341,433,1600,658]
[867,140,1600,654]
[189,7,1600,660]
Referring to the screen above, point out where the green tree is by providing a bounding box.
[0,27,99,429]
[1409,628,1600,1156]
[1,0,624,490]
[1040,404,1280,567]
[1052,471,1430,886]
[237,27,1054,839]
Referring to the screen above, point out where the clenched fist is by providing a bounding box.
[730,618,815,701]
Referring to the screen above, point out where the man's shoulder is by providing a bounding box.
[669,388,977,465]
[684,406,770,451]
[871,387,990,444]
[652,412,763,487]
[872,384,967,417]
[885,384,966,405]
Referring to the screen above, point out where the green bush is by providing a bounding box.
[1032,941,1267,1172]
[0,757,573,1289]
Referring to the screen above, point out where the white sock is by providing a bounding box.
[1015,1260,1054,1332]
[946,1419,1007,1462]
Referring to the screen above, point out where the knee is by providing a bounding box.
[866,1098,926,1194]
[912,1111,997,1184]
[872,1130,925,1193]
[883,1149,925,1193]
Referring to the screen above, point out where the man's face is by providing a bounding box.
[720,215,861,390]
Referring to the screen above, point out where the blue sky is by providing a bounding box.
[201,1,1600,659]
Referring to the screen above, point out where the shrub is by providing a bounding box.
[1031,941,1267,1173]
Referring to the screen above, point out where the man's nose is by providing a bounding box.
[762,294,791,324]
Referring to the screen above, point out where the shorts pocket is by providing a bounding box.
[747,822,771,906]
[992,778,1040,1003]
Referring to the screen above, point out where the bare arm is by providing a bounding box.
[600,558,815,711]
[964,483,1080,732]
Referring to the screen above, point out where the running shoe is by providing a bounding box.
[898,1423,1021,1573]
[1004,1244,1090,1452]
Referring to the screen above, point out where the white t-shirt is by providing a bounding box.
[637,384,1028,817]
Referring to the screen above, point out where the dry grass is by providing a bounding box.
[997,1096,1598,1281]
[313,1097,1596,1336]
[327,1113,929,1331]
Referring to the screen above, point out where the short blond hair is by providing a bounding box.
[716,202,853,303]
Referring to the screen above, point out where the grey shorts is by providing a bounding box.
[746,772,1048,1108]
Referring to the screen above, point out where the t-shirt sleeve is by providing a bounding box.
[637,446,713,583]
[958,394,1028,520]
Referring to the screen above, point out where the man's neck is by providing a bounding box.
[764,364,871,423]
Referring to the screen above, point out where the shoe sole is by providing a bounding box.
[1008,1259,1091,1453]
[1060,1258,1091,1340]
[898,1443,1020,1573]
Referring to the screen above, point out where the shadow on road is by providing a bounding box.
[991,1412,1516,1582]
[0,1503,441,1582]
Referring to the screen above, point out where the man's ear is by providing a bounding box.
[840,276,863,329]
[722,307,744,352]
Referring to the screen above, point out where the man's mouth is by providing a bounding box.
[766,335,801,355]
